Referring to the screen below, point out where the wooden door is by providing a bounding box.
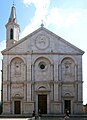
[38,95,47,114]
[64,100,71,113]
[14,101,21,114]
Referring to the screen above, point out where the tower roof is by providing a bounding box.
[8,5,17,23]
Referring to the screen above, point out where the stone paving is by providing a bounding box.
[0,119,26,120]
[0,118,31,120]
[0,117,87,120]
[0,118,33,120]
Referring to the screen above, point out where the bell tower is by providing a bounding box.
[5,4,20,48]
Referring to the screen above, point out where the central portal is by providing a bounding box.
[64,100,71,113]
[14,101,21,114]
[38,95,47,114]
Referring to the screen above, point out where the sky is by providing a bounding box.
[0,0,87,104]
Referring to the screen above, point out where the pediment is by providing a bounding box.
[2,27,84,55]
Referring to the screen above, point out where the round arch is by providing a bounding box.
[61,57,75,64]
[33,56,53,65]
[10,56,25,64]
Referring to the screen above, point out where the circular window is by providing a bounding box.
[39,62,46,70]
[40,64,45,69]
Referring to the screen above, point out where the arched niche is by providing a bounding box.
[10,57,25,79]
[61,57,75,81]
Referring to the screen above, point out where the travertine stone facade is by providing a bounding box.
[1,5,84,115]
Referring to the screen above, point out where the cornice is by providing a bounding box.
[2,51,83,55]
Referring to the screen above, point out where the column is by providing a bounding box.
[24,83,27,101]
[75,82,78,101]
[75,64,78,81]
[78,82,83,102]
[31,64,35,81]
[27,83,31,101]
[58,64,62,81]
[27,55,32,81]
[7,64,10,101]
[3,84,8,101]
[50,64,54,81]
[58,83,62,101]
[54,83,58,101]
[54,59,58,81]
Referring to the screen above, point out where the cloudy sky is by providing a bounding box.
[0,0,87,104]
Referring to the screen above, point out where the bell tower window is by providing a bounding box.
[10,28,13,39]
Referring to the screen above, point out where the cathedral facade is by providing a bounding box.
[1,5,84,115]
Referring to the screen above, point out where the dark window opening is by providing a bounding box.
[40,64,45,69]
[10,28,13,39]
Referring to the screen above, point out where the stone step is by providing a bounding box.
[0,115,87,120]
[0,117,86,120]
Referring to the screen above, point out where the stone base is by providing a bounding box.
[24,102,34,114]
[51,101,61,114]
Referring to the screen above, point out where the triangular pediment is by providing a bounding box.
[2,27,84,55]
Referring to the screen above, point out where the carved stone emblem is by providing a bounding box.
[35,34,50,49]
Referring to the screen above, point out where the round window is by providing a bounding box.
[40,64,45,69]
[39,62,46,70]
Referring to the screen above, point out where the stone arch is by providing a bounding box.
[64,93,72,97]
[10,57,24,63]
[14,94,21,98]
[33,56,53,65]
[38,86,47,91]
[10,56,26,64]
[61,57,75,64]
[34,57,51,70]
[59,56,77,65]
[35,84,50,92]
[61,57,75,81]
